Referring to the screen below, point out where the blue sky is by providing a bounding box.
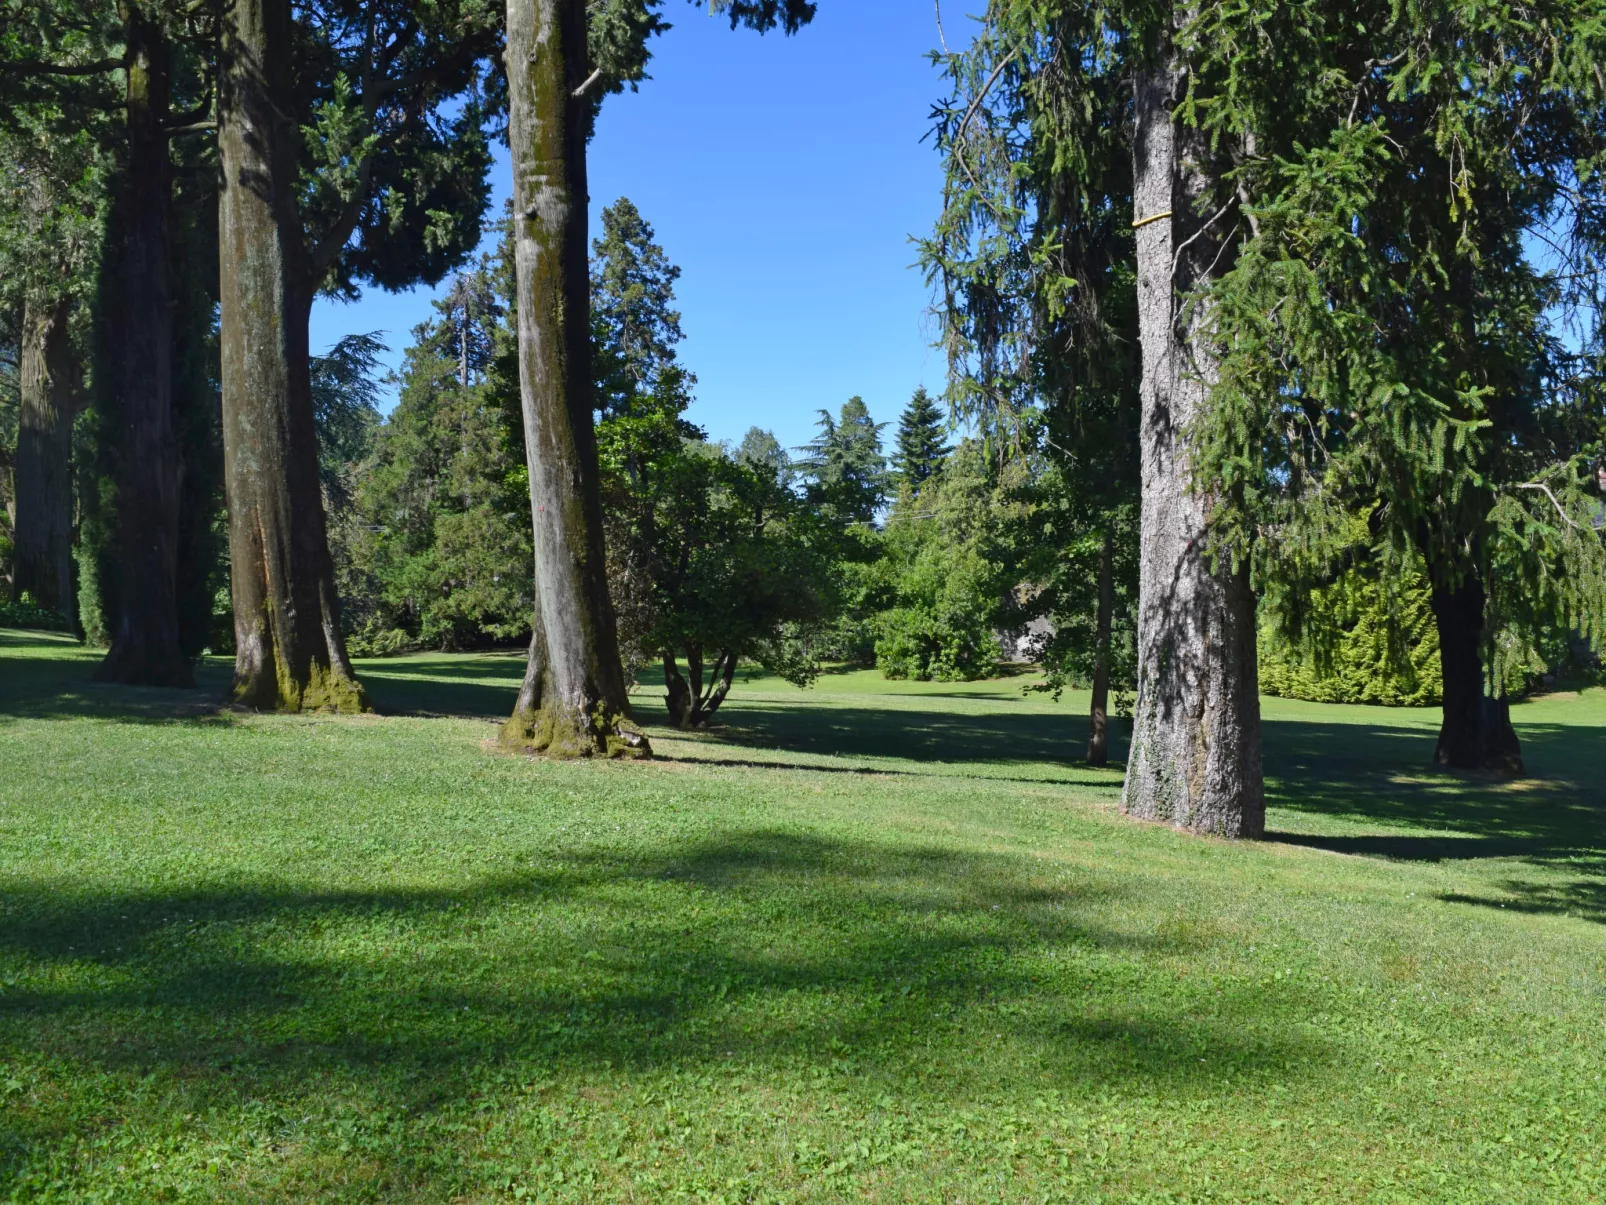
[308,0,960,454]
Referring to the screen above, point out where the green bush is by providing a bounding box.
[0,593,71,633]
[1258,565,1441,706]
[873,541,1001,681]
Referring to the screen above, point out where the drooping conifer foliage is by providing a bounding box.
[1187,0,1606,773]
[922,1,1153,783]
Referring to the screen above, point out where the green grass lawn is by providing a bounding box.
[1,627,1604,1203]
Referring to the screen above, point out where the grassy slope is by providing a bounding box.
[0,628,1603,1204]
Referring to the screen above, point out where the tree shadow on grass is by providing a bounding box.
[355,655,525,718]
[680,700,1116,770]
[0,629,234,725]
[0,830,1323,1193]
[1260,714,1606,922]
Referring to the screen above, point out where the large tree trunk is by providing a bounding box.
[500,0,647,758]
[1087,529,1113,767]
[13,295,78,623]
[96,8,192,687]
[171,186,227,661]
[1430,576,1523,773]
[1121,33,1264,838]
[217,0,366,711]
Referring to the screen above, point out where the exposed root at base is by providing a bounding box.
[499,702,652,760]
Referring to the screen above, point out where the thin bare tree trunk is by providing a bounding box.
[218,0,365,711]
[500,0,647,758]
[1087,529,1113,767]
[1122,28,1264,837]
[13,295,78,623]
[96,6,192,687]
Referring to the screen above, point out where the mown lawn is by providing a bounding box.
[1,627,1603,1203]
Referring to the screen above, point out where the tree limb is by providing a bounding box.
[308,151,376,279]
[0,57,121,77]
[1515,482,1585,531]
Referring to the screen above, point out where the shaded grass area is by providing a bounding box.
[1,629,1605,1202]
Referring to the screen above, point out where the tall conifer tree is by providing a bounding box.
[500,0,815,757]
[891,386,951,492]
[216,0,498,710]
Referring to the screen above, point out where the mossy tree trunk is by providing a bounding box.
[500,0,647,758]
[1430,576,1523,773]
[1087,529,1114,767]
[95,6,192,687]
[1121,27,1264,838]
[217,0,366,711]
[13,294,78,623]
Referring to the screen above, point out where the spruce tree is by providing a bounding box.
[890,386,950,491]
[921,2,1153,783]
[1189,0,1606,774]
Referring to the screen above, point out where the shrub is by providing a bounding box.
[0,593,71,633]
[1259,564,1441,706]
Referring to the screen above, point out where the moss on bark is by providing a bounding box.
[500,702,650,759]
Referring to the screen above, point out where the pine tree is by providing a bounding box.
[890,387,950,492]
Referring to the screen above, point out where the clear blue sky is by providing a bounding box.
[308,0,960,454]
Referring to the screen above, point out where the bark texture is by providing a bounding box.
[1121,40,1264,838]
[218,0,366,710]
[1087,530,1113,767]
[1430,577,1523,773]
[500,0,647,758]
[663,650,737,729]
[13,295,78,622]
[96,8,192,687]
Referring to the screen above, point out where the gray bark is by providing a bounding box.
[218,0,366,711]
[13,295,78,623]
[1087,530,1113,767]
[1121,36,1264,837]
[500,0,647,758]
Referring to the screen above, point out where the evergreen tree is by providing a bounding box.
[591,197,687,415]
[3,0,227,684]
[735,426,792,489]
[0,21,112,628]
[216,0,500,711]
[501,0,815,758]
[923,1,1143,773]
[890,386,950,492]
[799,396,888,526]
[1188,0,1606,773]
